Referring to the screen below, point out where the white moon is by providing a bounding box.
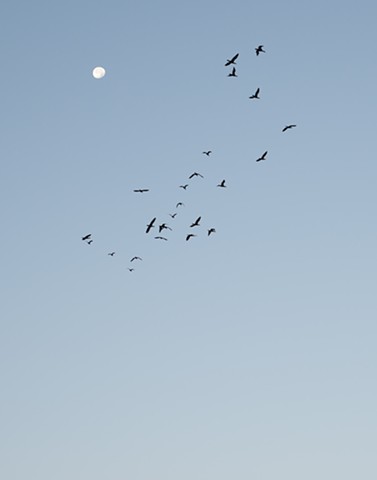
[92,66,106,79]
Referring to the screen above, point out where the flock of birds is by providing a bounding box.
[82,45,297,272]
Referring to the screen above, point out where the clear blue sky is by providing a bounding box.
[1,1,377,479]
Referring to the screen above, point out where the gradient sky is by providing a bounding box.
[1,1,377,479]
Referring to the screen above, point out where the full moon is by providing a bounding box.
[92,66,106,79]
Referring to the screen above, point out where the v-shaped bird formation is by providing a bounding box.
[82,44,297,273]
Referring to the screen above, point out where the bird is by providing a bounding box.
[224,53,239,66]
[133,189,149,193]
[190,216,201,227]
[180,184,189,190]
[189,172,204,179]
[255,45,265,56]
[87,240,93,245]
[169,213,177,218]
[202,150,212,156]
[130,256,142,262]
[128,268,134,272]
[249,87,260,99]
[159,223,172,233]
[208,228,216,236]
[146,217,156,233]
[176,202,185,208]
[228,67,237,77]
[256,151,268,162]
[186,234,197,241]
[217,179,226,188]
[108,252,115,256]
[82,234,91,241]
[154,236,168,241]
[282,124,297,132]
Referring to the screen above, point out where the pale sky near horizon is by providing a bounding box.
[1,1,377,479]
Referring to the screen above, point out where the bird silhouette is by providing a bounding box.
[133,189,149,193]
[249,88,260,99]
[208,228,216,236]
[190,216,201,227]
[169,213,178,218]
[180,184,189,190]
[186,234,197,241]
[217,179,226,188]
[130,256,142,262]
[176,202,185,208]
[146,217,156,233]
[87,240,93,245]
[189,172,204,179]
[202,150,212,156]
[228,67,237,77]
[128,268,134,272]
[108,252,115,256]
[256,151,268,162]
[159,223,172,233]
[255,45,265,56]
[224,53,239,66]
[82,234,91,241]
[154,236,168,241]
[282,124,297,132]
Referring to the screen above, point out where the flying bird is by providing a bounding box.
[224,53,239,66]
[186,234,197,241]
[282,124,297,132]
[256,151,268,162]
[202,150,212,156]
[180,184,189,190]
[228,67,237,77]
[154,236,168,241]
[169,213,177,218]
[255,45,265,56]
[189,172,204,179]
[217,179,226,188]
[176,202,185,208]
[87,240,93,245]
[159,223,172,233]
[208,228,216,236]
[133,189,149,193]
[130,256,142,262]
[82,234,91,241]
[146,217,156,233]
[190,216,201,227]
[128,268,134,272]
[108,252,115,256]
[249,88,260,99]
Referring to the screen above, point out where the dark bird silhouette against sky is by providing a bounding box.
[190,216,201,228]
[130,256,142,262]
[249,88,260,99]
[186,234,197,241]
[146,217,156,233]
[256,151,268,162]
[255,45,265,56]
[128,268,134,272]
[176,202,185,208]
[228,67,237,77]
[159,223,172,233]
[82,234,91,241]
[202,150,212,156]
[87,240,93,245]
[208,228,216,236]
[282,124,297,132]
[154,236,168,241]
[180,184,189,190]
[169,213,177,218]
[108,252,115,256]
[217,179,226,188]
[189,172,204,179]
[224,53,239,66]
[133,189,149,193]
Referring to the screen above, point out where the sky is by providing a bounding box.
[1,1,377,479]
